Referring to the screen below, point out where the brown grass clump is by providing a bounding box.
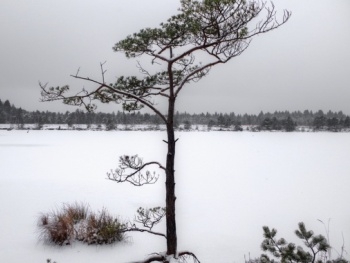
[38,203,124,246]
[62,202,89,223]
[38,210,75,245]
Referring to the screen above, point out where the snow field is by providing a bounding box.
[0,131,349,263]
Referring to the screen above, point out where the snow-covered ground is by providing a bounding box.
[1,130,349,263]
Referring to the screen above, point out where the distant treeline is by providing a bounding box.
[1,98,350,131]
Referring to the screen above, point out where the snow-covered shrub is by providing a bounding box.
[78,208,125,245]
[38,203,124,246]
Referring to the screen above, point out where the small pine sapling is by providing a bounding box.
[261,222,330,263]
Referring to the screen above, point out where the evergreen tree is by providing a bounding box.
[3,100,12,114]
[260,117,273,131]
[313,115,327,130]
[40,0,290,257]
[327,117,340,132]
[282,116,296,132]
[233,121,243,131]
[207,119,216,130]
[105,118,116,131]
[271,117,282,130]
[38,0,291,259]
[183,120,192,130]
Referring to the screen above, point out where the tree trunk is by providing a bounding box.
[165,97,177,256]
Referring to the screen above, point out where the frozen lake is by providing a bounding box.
[1,130,349,263]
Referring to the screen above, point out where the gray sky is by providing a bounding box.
[1,0,349,115]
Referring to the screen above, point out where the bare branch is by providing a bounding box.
[39,82,98,112]
[107,155,165,186]
[41,70,167,123]
[100,61,107,84]
[119,206,167,242]
[75,67,81,77]
[123,227,166,239]
[71,75,166,120]
[174,60,222,97]
[135,207,166,231]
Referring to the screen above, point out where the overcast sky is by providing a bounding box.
[1,0,349,115]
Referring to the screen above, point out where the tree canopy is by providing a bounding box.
[41,0,290,119]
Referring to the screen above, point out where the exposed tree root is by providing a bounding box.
[131,251,200,263]
[178,251,201,263]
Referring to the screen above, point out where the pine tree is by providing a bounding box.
[40,0,290,260]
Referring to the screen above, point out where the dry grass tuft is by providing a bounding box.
[38,203,124,246]
[63,202,89,223]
